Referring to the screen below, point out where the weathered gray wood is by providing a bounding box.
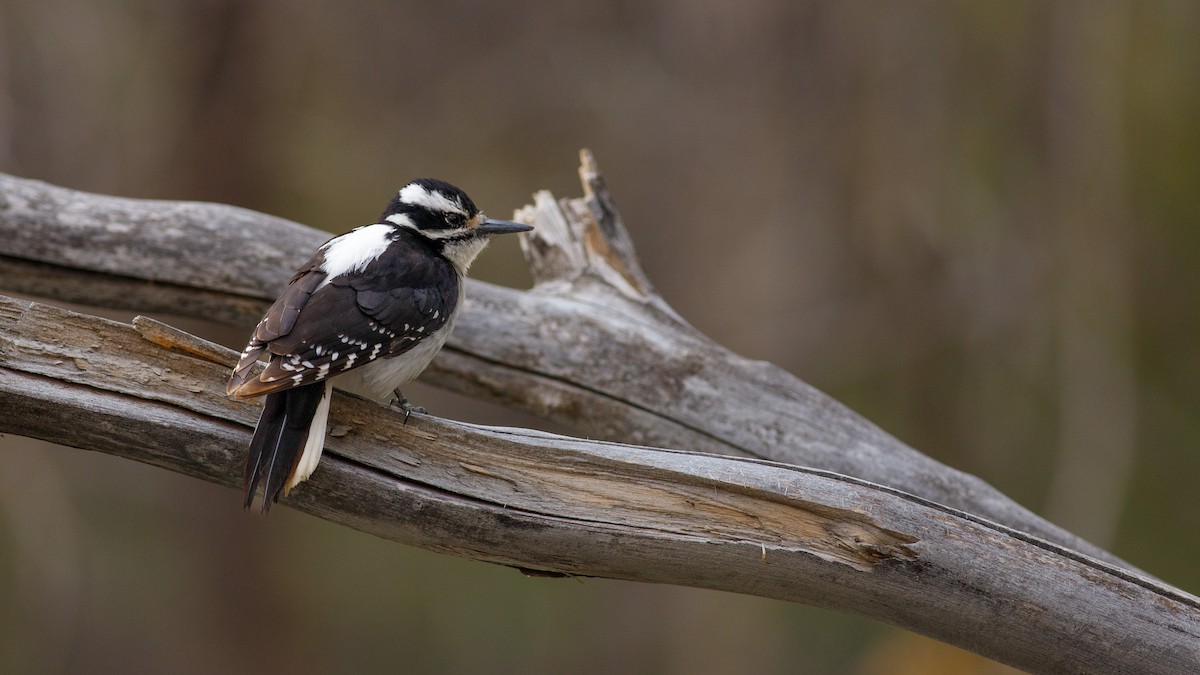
[0,161,1137,573]
[1,295,1197,674]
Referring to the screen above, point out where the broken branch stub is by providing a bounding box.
[516,149,688,326]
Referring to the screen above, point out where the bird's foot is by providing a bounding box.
[390,389,427,425]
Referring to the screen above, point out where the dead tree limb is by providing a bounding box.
[1,155,1198,672]
[0,153,1143,572]
[1,296,1197,673]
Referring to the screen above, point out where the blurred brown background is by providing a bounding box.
[2,1,1198,673]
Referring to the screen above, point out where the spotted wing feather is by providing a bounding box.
[228,237,458,398]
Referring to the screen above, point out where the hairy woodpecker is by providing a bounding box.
[227,179,531,513]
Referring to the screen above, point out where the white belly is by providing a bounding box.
[333,309,459,404]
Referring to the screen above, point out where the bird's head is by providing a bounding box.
[381,178,531,273]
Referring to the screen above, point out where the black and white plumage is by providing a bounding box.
[228,179,531,513]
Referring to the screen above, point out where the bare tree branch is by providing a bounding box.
[0,156,1143,572]
[1,295,1197,673]
[1,156,1198,672]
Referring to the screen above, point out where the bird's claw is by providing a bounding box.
[400,401,427,425]
[390,390,426,425]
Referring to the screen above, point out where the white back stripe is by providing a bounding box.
[317,224,393,289]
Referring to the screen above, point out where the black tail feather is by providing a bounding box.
[243,384,327,514]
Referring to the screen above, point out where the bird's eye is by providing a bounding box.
[447,213,466,228]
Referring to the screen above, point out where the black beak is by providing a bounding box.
[476,218,534,236]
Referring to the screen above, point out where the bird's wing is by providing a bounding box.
[227,239,458,398]
[227,254,326,394]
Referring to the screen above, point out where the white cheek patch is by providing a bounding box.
[317,224,393,289]
[384,213,416,229]
[398,183,465,215]
[440,237,491,273]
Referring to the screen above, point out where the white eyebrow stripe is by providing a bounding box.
[398,183,465,214]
